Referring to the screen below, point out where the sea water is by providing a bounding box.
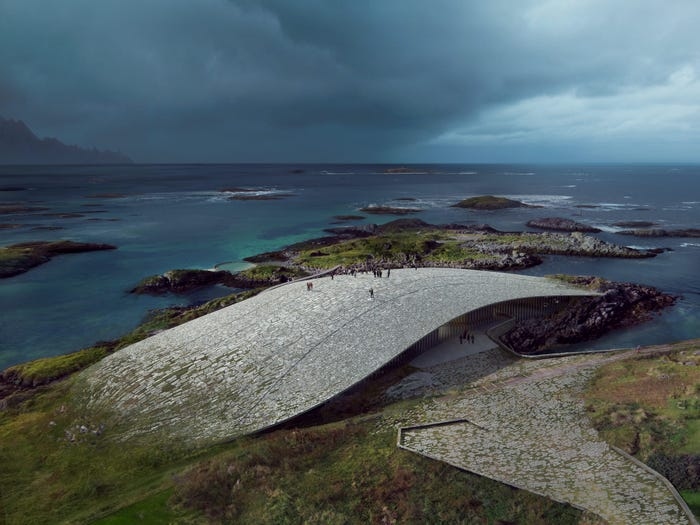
[1,163,698,368]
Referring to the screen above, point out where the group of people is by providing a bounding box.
[459,331,475,344]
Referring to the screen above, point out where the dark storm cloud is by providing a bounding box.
[1,0,699,162]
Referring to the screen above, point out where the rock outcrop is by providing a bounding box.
[527,217,600,232]
[617,228,700,238]
[130,269,233,294]
[130,266,309,295]
[501,277,677,354]
[452,195,534,210]
[359,205,421,215]
[0,240,117,278]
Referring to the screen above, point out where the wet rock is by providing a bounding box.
[527,217,601,232]
[617,228,700,238]
[502,278,677,354]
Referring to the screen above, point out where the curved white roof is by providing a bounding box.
[77,268,596,444]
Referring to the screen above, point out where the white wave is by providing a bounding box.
[503,172,535,176]
[505,194,572,207]
[681,201,699,205]
[594,225,621,233]
[320,171,356,175]
[561,184,577,188]
[625,245,655,250]
[582,202,650,211]
[680,242,700,248]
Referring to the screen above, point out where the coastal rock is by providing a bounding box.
[130,269,232,294]
[383,166,415,173]
[228,193,295,201]
[331,215,365,221]
[359,205,421,215]
[324,224,378,236]
[617,228,700,238]
[218,187,258,193]
[527,217,601,233]
[451,195,534,210]
[0,205,50,214]
[461,232,654,259]
[613,221,656,228]
[131,265,309,294]
[501,277,677,354]
[0,240,117,278]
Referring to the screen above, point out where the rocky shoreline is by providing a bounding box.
[526,217,601,232]
[501,276,677,354]
[616,228,700,238]
[133,218,659,294]
[130,265,309,294]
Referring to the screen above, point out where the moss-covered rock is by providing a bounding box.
[359,205,421,215]
[1,346,113,388]
[0,240,117,278]
[527,217,601,232]
[130,269,232,294]
[452,195,533,209]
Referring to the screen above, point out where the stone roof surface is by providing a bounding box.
[78,268,597,444]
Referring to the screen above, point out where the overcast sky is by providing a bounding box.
[1,0,699,163]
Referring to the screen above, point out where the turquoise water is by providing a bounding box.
[1,164,699,368]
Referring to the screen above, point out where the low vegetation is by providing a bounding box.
[451,195,532,209]
[584,341,700,517]
[167,420,586,524]
[291,230,508,270]
[235,263,308,282]
[0,240,116,278]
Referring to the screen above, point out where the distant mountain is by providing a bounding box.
[0,116,132,164]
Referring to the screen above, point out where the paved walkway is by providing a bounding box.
[77,268,594,444]
[394,348,695,525]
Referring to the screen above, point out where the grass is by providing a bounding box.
[236,264,308,281]
[0,370,591,525]
[0,240,116,278]
[681,490,700,518]
[91,490,180,524]
[2,346,111,388]
[168,418,586,524]
[292,231,494,269]
[584,344,700,517]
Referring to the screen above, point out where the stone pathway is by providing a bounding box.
[395,348,695,525]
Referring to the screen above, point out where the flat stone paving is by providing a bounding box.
[395,346,694,525]
[77,268,594,444]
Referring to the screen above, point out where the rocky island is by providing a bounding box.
[527,217,601,232]
[358,205,422,215]
[0,240,117,278]
[452,195,534,210]
[130,265,309,295]
[617,228,700,238]
[132,219,657,297]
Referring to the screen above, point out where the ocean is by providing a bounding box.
[1,163,698,369]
